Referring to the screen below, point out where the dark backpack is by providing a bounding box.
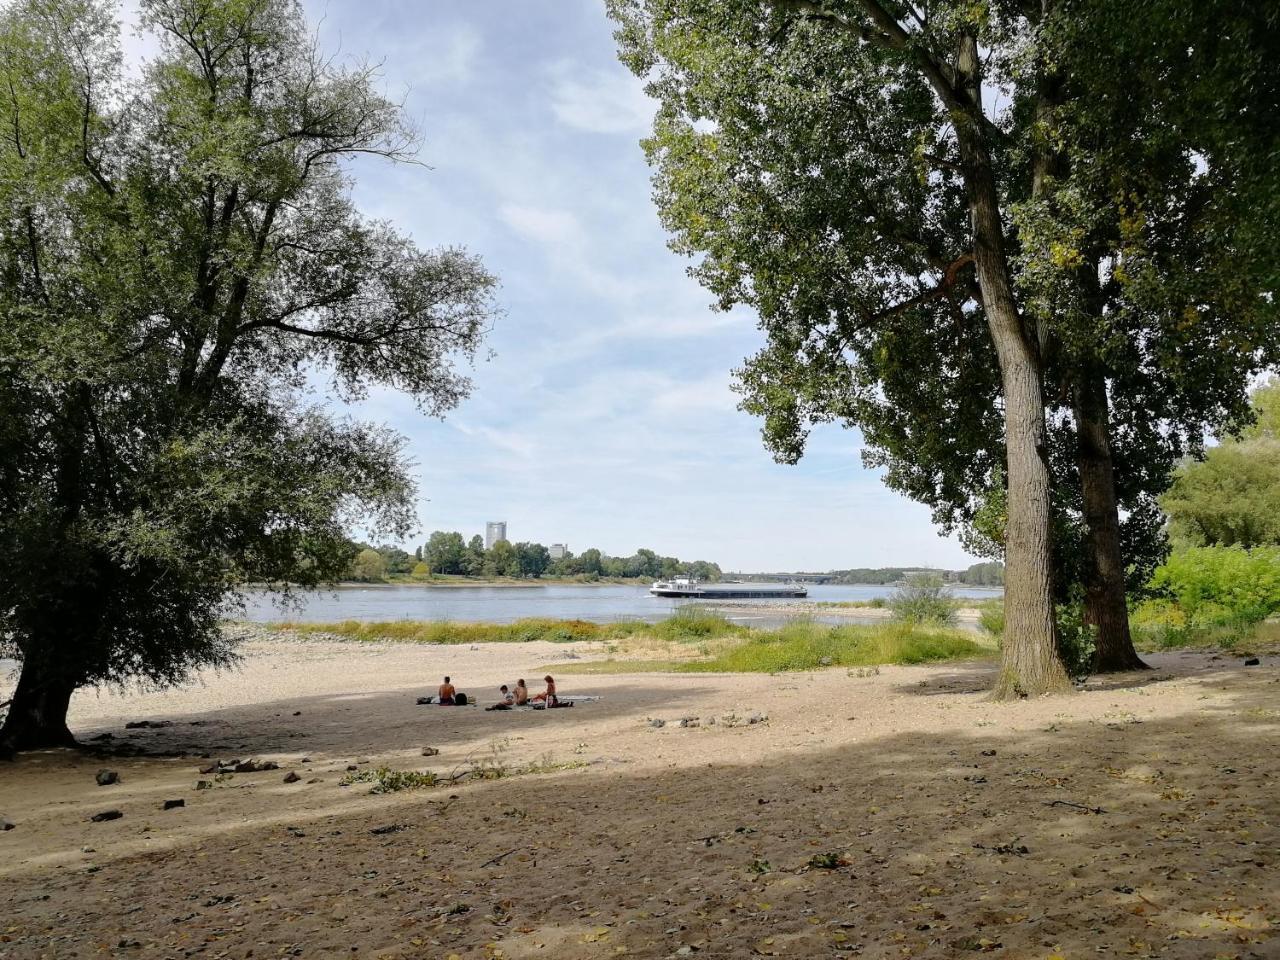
[454,691,468,706]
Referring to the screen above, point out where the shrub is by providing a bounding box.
[1150,546,1280,625]
[340,767,438,793]
[976,599,1005,638]
[888,573,958,625]
[1055,604,1096,679]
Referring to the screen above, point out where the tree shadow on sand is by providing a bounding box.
[1,663,1276,958]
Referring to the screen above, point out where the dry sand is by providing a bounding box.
[0,639,1276,959]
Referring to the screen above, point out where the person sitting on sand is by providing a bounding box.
[530,675,557,706]
[438,676,456,705]
[513,679,529,706]
[485,685,516,711]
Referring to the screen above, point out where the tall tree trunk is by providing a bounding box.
[0,657,78,759]
[1073,362,1149,672]
[952,36,1070,699]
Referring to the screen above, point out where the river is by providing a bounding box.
[233,582,1002,626]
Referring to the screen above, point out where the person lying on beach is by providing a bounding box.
[529,675,557,706]
[485,685,516,711]
[514,679,529,706]
[438,677,456,705]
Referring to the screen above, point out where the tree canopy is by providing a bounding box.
[0,0,498,753]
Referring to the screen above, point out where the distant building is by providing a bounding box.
[549,543,568,560]
[485,521,507,550]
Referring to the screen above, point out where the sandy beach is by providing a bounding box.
[1,639,1276,959]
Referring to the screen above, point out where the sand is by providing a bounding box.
[0,640,1276,959]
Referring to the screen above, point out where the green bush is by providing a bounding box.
[1055,604,1096,679]
[888,573,958,625]
[976,599,1005,638]
[1150,546,1280,625]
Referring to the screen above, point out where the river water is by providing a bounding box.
[234,582,1002,626]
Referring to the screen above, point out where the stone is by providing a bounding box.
[162,799,185,811]
[649,719,666,728]
[747,712,766,725]
[195,780,212,790]
[300,757,313,763]
[90,810,123,823]
[818,656,832,666]
[233,760,262,773]
[283,771,301,784]
[369,823,406,835]
[0,816,14,831]
[346,764,359,772]
[95,769,119,786]
[421,747,440,757]
[416,696,433,705]
[981,749,997,757]
[259,761,279,771]
[198,762,219,774]
[1244,657,1260,666]
[292,711,302,716]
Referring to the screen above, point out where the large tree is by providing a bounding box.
[611,0,1073,695]
[610,0,1278,684]
[0,0,497,754]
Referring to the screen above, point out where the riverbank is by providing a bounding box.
[0,641,1274,958]
[700,600,984,621]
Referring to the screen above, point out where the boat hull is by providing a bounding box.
[650,586,808,599]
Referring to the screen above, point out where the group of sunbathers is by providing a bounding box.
[433,675,564,711]
[483,675,564,711]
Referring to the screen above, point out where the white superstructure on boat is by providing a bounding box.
[649,577,808,599]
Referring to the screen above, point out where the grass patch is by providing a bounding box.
[1131,617,1280,653]
[552,622,991,675]
[678,621,989,673]
[273,617,617,645]
[269,608,746,648]
[549,659,686,674]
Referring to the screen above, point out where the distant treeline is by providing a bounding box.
[342,534,723,583]
[728,562,1005,586]
[827,563,1004,585]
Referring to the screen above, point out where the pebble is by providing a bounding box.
[95,769,119,786]
[421,747,440,757]
[90,810,123,823]
[1244,657,1260,666]
[162,799,185,811]
[195,780,211,790]
[1,816,14,831]
[649,719,666,728]
[283,771,301,783]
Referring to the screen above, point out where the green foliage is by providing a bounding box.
[0,0,497,747]
[976,599,1005,639]
[1054,605,1097,681]
[958,561,1004,586]
[888,574,958,626]
[340,767,438,794]
[1149,546,1280,625]
[1161,440,1280,548]
[347,548,387,583]
[647,606,741,643]
[1241,377,1280,442]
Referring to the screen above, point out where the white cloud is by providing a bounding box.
[547,61,654,135]
[410,25,482,88]
[499,203,584,247]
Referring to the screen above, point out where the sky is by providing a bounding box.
[123,0,984,573]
